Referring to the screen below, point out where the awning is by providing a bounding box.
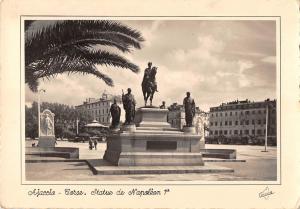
[84,120,108,128]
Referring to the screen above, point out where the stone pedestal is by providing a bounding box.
[37,136,56,147]
[110,127,120,133]
[183,126,196,134]
[103,107,204,166]
[134,107,170,128]
[121,124,136,132]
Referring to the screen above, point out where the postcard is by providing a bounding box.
[1,0,299,208]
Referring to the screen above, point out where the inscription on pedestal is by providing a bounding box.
[146,141,177,150]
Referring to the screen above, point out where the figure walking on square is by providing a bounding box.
[88,138,93,150]
[183,92,196,127]
[93,139,98,150]
[122,88,136,125]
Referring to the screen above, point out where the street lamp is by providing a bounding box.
[262,100,269,152]
[76,118,79,135]
[38,88,46,138]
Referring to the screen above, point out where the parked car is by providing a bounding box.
[205,136,219,144]
[68,133,90,142]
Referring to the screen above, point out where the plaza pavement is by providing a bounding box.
[25,140,277,181]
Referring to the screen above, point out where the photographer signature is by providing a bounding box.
[259,186,275,200]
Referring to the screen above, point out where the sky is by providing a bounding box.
[25,20,277,111]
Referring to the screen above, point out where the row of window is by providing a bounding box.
[210,109,270,117]
[210,119,270,126]
[85,102,110,109]
[210,102,275,111]
[210,129,266,135]
[88,108,110,115]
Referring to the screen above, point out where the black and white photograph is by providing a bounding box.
[24,18,279,182]
[2,0,300,209]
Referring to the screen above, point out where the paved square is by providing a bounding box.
[25,140,277,181]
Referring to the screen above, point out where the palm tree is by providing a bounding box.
[25,20,144,92]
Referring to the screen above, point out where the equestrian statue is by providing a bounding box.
[141,62,158,106]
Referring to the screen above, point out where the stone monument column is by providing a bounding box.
[37,109,56,147]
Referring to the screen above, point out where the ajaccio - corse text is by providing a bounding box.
[65,188,86,195]
[28,188,56,197]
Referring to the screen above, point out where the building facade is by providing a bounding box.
[75,92,124,126]
[167,103,184,129]
[208,99,277,143]
[167,103,209,138]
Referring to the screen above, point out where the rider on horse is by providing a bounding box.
[142,62,152,85]
[142,62,158,106]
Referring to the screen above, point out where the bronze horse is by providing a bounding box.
[142,67,157,106]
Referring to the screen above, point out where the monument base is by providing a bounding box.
[110,127,121,133]
[26,147,79,159]
[182,126,196,134]
[87,159,233,175]
[37,136,56,148]
[121,124,136,132]
[104,107,204,166]
[104,150,204,166]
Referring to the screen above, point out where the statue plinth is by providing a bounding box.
[103,107,204,166]
[37,136,56,148]
[182,126,196,134]
[134,107,171,128]
[110,126,121,133]
[121,124,136,132]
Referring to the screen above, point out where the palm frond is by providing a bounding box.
[25,20,35,31]
[26,20,144,62]
[26,38,131,66]
[25,20,144,91]
[25,70,39,92]
[76,20,144,42]
[32,47,140,73]
[26,60,114,89]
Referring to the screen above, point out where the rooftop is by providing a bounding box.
[210,99,276,112]
[168,102,207,114]
[76,92,122,107]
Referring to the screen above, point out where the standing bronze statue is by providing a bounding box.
[142,62,158,106]
[159,101,166,109]
[122,88,136,125]
[183,92,196,127]
[109,98,121,129]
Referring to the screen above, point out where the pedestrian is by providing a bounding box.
[93,139,98,150]
[88,138,93,150]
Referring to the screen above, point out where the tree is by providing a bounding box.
[25,104,38,139]
[25,20,144,92]
[25,101,93,138]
